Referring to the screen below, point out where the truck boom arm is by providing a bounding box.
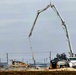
[51,4,73,57]
[29,3,73,57]
[29,4,50,37]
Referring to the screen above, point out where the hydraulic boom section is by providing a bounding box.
[51,4,73,57]
[29,2,73,57]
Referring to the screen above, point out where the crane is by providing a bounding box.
[29,2,74,57]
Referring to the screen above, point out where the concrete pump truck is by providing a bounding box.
[28,2,76,68]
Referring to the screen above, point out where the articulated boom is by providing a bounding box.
[29,2,73,57]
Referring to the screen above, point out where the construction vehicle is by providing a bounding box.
[28,2,75,68]
[68,57,76,68]
[11,60,29,68]
[49,58,59,69]
[49,53,69,69]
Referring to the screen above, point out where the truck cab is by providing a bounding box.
[68,57,76,68]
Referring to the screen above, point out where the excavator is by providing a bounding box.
[28,2,75,68]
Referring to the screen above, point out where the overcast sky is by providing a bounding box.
[0,0,76,63]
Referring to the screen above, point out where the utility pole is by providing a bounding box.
[0,58,1,64]
[6,53,8,64]
[49,52,51,62]
[22,58,24,62]
[44,58,45,63]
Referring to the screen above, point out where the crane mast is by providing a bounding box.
[29,2,73,57]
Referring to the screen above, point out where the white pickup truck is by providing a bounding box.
[68,57,76,68]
